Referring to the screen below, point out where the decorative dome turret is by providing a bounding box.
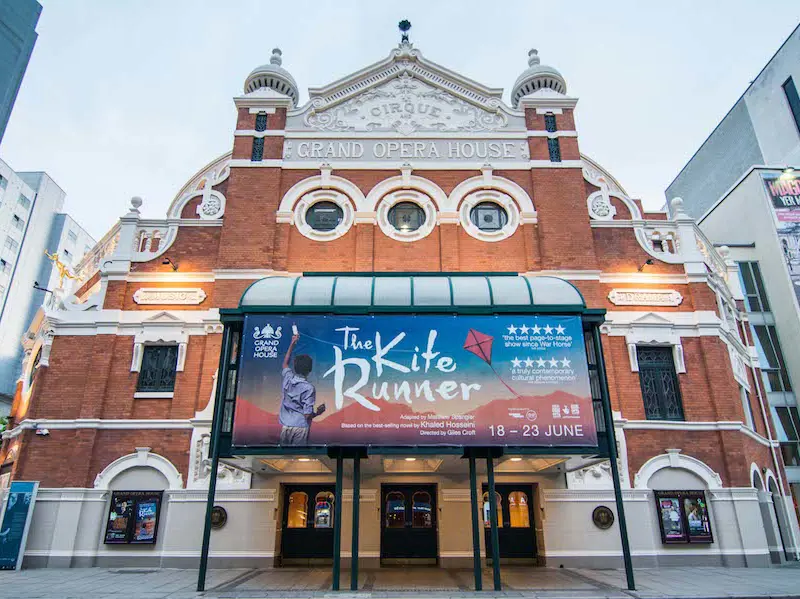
[511,49,567,108]
[244,48,299,106]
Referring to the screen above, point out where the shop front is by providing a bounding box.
[196,274,634,592]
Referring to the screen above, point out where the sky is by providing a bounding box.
[2,0,800,240]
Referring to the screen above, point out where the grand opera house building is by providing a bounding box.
[1,32,798,589]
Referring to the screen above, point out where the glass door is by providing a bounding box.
[380,484,438,562]
[482,483,537,560]
[281,484,335,562]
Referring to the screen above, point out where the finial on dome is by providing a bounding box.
[270,48,282,66]
[511,47,567,107]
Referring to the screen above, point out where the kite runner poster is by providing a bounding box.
[232,315,597,448]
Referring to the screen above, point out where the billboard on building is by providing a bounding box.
[763,172,800,303]
[232,314,597,448]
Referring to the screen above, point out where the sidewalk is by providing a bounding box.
[0,566,798,599]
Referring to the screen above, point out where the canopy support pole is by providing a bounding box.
[350,454,360,591]
[468,454,482,591]
[486,455,502,591]
[592,325,635,591]
[197,325,233,592]
[332,453,344,591]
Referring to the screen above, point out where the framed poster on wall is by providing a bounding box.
[654,490,712,544]
[104,491,163,545]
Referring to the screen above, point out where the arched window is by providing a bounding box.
[307,201,344,232]
[470,202,508,231]
[388,202,425,232]
[508,491,531,528]
[314,491,334,528]
[27,347,42,389]
[385,491,406,528]
[482,491,502,528]
[287,491,308,528]
[412,491,432,528]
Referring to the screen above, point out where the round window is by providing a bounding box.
[306,201,344,231]
[469,202,508,231]
[388,202,426,232]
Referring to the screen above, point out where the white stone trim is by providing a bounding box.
[130,320,188,373]
[292,189,355,241]
[633,449,723,489]
[587,190,617,221]
[229,159,585,170]
[133,392,174,399]
[751,462,765,489]
[132,288,207,305]
[93,447,183,490]
[458,189,521,242]
[619,418,777,448]
[277,170,366,217]
[2,418,195,440]
[607,289,683,307]
[364,172,448,212]
[375,189,437,242]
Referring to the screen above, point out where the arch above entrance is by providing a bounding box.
[94,447,183,490]
[634,449,722,490]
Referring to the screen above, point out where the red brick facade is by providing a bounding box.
[1,51,788,504]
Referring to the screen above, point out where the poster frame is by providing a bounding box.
[103,490,164,545]
[231,313,598,451]
[653,489,713,545]
[0,481,39,570]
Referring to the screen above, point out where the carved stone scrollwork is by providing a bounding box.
[305,74,508,135]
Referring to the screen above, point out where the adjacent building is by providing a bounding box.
[0,0,41,145]
[2,37,798,584]
[666,23,800,220]
[663,25,800,532]
[0,161,95,412]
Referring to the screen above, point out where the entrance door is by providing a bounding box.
[281,484,335,562]
[380,484,438,563]
[482,483,537,560]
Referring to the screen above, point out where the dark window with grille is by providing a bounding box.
[738,262,770,312]
[547,138,561,162]
[544,113,557,132]
[251,137,264,161]
[783,77,800,135]
[255,112,268,132]
[637,346,684,420]
[137,345,178,393]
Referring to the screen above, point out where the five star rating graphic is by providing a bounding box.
[511,356,571,369]
[506,323,566,336]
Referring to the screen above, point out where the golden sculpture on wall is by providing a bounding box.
[44,251,76,289]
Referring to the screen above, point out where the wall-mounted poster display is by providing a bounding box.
[104,491,163,545]
[654,490,713,544]
[232,315,596,448]
[0,481,39,570]
[763,172,800,304]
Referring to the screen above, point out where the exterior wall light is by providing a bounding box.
[161,257,179,271]
[637,258,655,272]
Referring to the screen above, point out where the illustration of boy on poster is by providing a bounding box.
[279,328,325,446]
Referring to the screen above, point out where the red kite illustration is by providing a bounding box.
[464,328,493,364]
[463,328,519,398]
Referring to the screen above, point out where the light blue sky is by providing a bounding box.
[2,1,799,239]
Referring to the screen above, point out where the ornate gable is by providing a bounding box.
[289,43,524,134]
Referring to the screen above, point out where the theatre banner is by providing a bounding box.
[763,172,800,304]
[0,481,39,570]
[232,315,597,448]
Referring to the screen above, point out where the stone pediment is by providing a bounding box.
[291,43,524,135]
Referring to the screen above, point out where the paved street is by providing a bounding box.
[0,566,799,599]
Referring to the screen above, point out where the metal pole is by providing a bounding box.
[468,454,482,591]
[332,453,344,591]
[592,325,635,591]
[486,455,501,591]
[350,454,361,591]
[197,325,234,592]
